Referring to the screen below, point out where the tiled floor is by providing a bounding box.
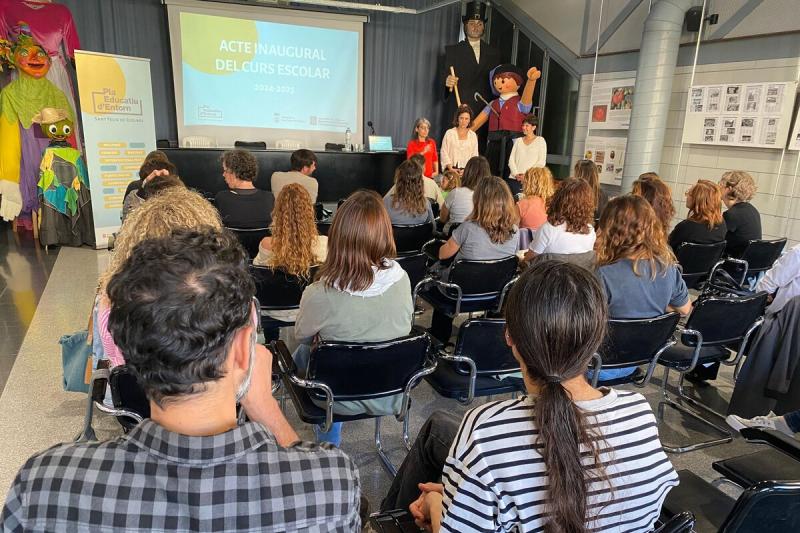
[0,222,59,394]
[0,240,775,520]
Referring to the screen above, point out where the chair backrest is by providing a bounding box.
[393,223,434,255]
[721,480,800,532]
[308,327,431,400]
[741,238,787,272]
[110,366,150,420]
[317,221,332,236]
[449,256,518,298]
[226,227,270,260]
[684,292,768,347]
[454,318,520,375]
[251,264,316,311]
[428,198,440,218]
[395,252,428,291]
[234,140,267,150]
[675,241,727,288]
[599,313,681,368]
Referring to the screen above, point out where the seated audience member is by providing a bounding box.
[96,188,223,367]
[2,228,362,532]
[431,176,519,343]
[574,158,608,221]
[668,179,727,250]
[121,172,184,222]
[215,149,274,228]
[440,155,490,228]
[439,105,478,175]
[595,195,691,381]
[390,155,445,207]
[524,178,595,263]
[382,261,678,532]
[719,170,762,257]
[507,114,547,195]
[384,160,435,226]
[270,149,319,203]
[254,183,327,342]
[728,408,800,438]
[439,169,459,200]
[123,150,174,202]
[632,172,675,237]
[517,166,554,230]
[750,242,800,316]
[294,190,412,445]
[406,117,439,178]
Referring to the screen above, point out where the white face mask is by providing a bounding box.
[235,309,258,403]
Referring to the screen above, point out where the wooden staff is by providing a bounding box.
[449,66,462,107]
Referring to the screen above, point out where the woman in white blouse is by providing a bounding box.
[439,105,479,175]
[508,114,547,195]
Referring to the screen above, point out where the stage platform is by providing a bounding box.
[163,148,406,203]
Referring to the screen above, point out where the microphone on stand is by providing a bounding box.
[367,121,375,135]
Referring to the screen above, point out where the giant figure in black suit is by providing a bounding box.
[443,1,501,154]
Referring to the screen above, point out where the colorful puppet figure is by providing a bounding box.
[471,64,540,177]
[0,24,74,222]
[33,107,94,247]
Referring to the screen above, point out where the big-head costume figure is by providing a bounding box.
[443,1,501,148]
[471,63,540,178]
[0,23,74,222]
[33,107,94,247]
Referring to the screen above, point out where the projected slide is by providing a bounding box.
[180,12,358,133]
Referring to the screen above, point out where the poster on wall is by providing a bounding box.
[584,136,627,185]
[683,80,797,149]
[75,50,157,248]
[589,78,635,130]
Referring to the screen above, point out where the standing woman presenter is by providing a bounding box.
[407,118,439,179]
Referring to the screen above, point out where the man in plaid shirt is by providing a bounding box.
[2,228,362,532]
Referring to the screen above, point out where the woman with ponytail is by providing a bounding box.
[384,260,678,532]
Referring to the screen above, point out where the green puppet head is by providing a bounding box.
[32,108,73,141]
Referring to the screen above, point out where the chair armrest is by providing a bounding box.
[672,327,703,373]
[89,368,110,404]
[496,275,519,313]
[722,316,764,368]
[437,352,477,405]
[398,356,438,421]
[740,427,800,461]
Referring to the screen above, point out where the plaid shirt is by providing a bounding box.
[2,420,361,532]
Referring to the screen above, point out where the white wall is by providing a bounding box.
[571,58,800,243]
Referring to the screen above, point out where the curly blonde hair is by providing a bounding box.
[469,176,519,243]
[522,166,555,202]
[99,188,222,292]
[719,170,757,202]
[596,195,676,279]
[269,183,319,278]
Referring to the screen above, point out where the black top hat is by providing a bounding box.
[462,1,488,22]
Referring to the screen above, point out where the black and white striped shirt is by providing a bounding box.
[440,389,678,532]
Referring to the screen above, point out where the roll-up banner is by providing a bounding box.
[75,50,156,248]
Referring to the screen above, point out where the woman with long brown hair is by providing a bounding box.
[394,261,678,532]
[574,158,608,220]
[517,166,555,230]
[594,195,691,381]
[668,179,727,250]
[294,190,412,445]
[383,160,435,225]
[632,172,675,237]
[525,178,595,262]
[439,155,491,227]
[431,176,519,342]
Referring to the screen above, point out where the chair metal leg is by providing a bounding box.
[375,417,397,477]
[657,368,733,454]
[402,413,412,451]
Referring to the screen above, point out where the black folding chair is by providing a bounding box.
[663,469,800,533]
[675,241,727,290]
[417,256,519,319]
[272,327,436,476]
[589,313,681,388]
[250,265,316,341]
[712,427,800,490]
[425,318,525,405]
[718,238,787,285]
[226,227,270,260]
[393,223,434,256]
[656,292,768,453]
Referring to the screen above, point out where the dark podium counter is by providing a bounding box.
[163,148,405,202]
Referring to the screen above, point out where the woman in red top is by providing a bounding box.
[406,117,439,178]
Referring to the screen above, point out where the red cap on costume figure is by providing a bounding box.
[462,1,488,22]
